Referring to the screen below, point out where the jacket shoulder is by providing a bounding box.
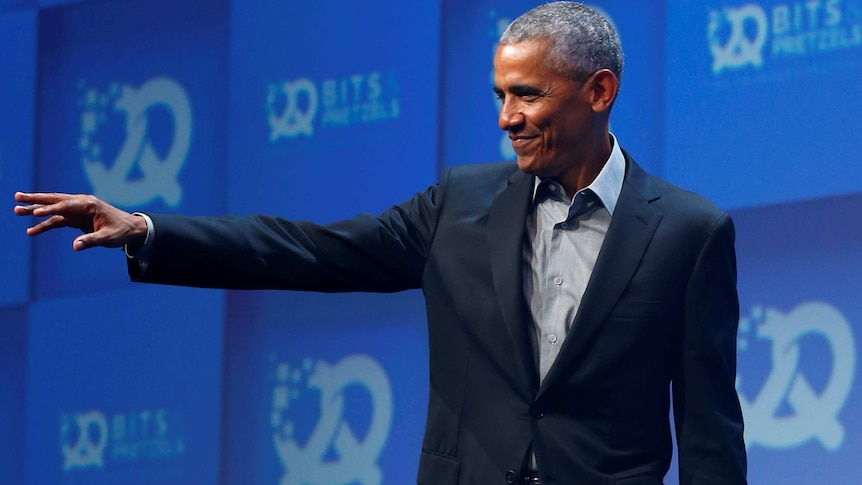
[438,161,523,203]
[625,152,727,223]
[444,161,520,185]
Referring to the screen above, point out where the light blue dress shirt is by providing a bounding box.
[523,134,625,383]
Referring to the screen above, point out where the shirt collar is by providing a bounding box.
[531,133,625,216]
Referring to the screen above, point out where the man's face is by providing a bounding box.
[493,40,594,178]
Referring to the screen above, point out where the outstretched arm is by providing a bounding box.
[13,192,147,250]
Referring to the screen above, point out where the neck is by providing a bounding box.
[558,133,613,199]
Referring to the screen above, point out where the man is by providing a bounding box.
[15,2,746,484]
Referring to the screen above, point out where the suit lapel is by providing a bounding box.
[537,158,663,398]
[487,169,540,395]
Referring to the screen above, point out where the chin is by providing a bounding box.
[515,156,535,173]
[516,157,543,176]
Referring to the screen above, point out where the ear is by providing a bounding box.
[586,69,619,113]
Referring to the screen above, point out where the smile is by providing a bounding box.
[509,135,537,149]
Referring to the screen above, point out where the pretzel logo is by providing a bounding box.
[60,411,109,471]
[80,77,191,207]
[737,302,856,450]
[267,79,318,140]
[271,355,393,485]
[708,5,769,73]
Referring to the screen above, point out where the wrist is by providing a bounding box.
[131,213,148,242]
[125,213,149,256]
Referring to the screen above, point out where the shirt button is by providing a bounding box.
[506,469,518,484]
[548,334,558,344]
[553,277,562,286]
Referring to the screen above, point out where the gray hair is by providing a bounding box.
[499,2,623,85]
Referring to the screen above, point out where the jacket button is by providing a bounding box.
[506,469,517,484]
[531,408,544,419]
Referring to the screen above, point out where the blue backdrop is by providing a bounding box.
[0,9,34,308]
[2,0,861,483]
[25,286,224,484]
[34,0,228,300]
[666,0,862,209]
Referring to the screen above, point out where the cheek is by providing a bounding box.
[553,114,587,145]
[526,112,551,139]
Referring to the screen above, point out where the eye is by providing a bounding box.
[510,87,543,102]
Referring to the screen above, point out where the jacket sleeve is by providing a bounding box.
[673,213,748,484]
[129,181,446,292]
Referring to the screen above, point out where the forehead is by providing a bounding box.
[494,40,552,70]
[493,40,559,85]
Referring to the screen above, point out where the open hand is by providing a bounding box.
[14,192,147,250]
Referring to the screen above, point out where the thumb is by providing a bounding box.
[73,231,112,251]
[75,226,131,250]
[73,234,93,251]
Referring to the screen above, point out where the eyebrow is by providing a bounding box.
[493,84,543,96]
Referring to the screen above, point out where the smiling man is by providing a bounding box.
[15,2,746,484]
[493,38,615,199]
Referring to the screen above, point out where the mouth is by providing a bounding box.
[509,134,538,150]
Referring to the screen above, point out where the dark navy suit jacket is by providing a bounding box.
[131,154,747,484]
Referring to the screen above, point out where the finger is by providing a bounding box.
[14,192,70,205]
[31,198,86,218]
[13,203,45,216]
[26,215,69,236]
[15,193,75,218]
[14,192,33,202]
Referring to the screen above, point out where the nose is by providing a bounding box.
[498,99,525,131]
